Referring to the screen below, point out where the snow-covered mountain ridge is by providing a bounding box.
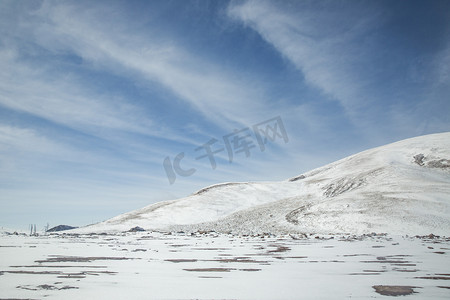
[73,132,450,235]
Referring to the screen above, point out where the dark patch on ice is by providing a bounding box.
[373,285,419,296]
[0,298,39,300]
[183,268,235,272]
[393,268,419,272]
[207,257,268,264]
[361,260,414,264]
[57,275,86,278]
[56,270,117,278]
[364,269,386,273]
[361,256,415,266]
[4,269,117,278]
[5,270,62,275]
[17,284,78,291]
[165,259,198,263]
[415,276,450,280]
[193,247,230,251]
[10,265,107,268]
[35,256,133,263]
[267,244,290,253]
[385,255,412,257]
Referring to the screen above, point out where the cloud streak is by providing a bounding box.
[227,0,384,111]
[26,1,278,130]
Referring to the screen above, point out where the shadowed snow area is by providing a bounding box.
[72,132,450,235]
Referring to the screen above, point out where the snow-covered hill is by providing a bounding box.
[73,132,450,235]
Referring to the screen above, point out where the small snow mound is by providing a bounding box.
[47,225,78,232]
[128,226,145,232]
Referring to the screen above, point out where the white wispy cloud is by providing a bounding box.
[0,125,56,153]
[227,0,384,113]
[434,43,450,85]
[22,0,278,130]
[0,51,215,154]
[1,70,148,134]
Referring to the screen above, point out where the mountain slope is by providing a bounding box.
[73,132,450,235]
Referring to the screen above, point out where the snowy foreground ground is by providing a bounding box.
[1,232,449,299]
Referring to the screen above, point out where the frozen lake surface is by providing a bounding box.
[1,232,449,299]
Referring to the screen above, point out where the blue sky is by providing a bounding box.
[1,0,449,230]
